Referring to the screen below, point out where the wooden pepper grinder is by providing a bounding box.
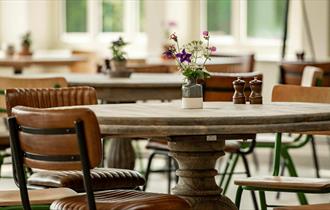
[233,77,246,104]
[249,76,263,104]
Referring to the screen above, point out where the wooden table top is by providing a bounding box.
[19,73,184,88]
[0,55,86,66]
[83,102,330,137]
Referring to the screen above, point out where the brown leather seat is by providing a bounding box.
[28,168,145,192]
[5,87,146,192]
[234,176,330,192]
[51,190,190,210]
[275,203,330,210]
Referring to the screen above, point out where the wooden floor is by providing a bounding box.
[1,136,329,210]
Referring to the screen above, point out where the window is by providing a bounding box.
[65,0,87,33]
[207,0,231,35]
[247,0,286,39]
[102,0,124,32]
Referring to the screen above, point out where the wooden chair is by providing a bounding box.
[128,64,170,73]
[5,87,145,193]
[280,61,330,86]
[70,50,99,73]
[0,77,68,178]
[274,203,330,210]
[208,53,255,73]
[234,85,330,210]
[9,106,190,210]
[300,66,323,87]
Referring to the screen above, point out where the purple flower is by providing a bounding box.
[176,49,192,63]
[163,49,174,58]
[168,21,177,27]
[203,31,209,40]
[169,33,178,42]
[210,46,216,52]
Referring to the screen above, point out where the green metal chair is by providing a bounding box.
[234,85,330,210]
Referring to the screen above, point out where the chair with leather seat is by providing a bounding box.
[144,72,262,209]
[9,106,190,210]
[234,85,330,210]
[5,87,145,192]
[0,76,68,178]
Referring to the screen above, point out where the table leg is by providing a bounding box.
[106,138,135,169]
[169,135,237,210]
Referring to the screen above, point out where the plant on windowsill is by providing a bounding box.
[19,32,33,56]
[163,31,216,109]
[109,37,131,77]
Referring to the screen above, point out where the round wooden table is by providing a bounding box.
[86,102,330,210]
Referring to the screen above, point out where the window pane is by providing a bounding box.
[247,0,286,39]
[139,0,145,32]
[102,0,124,32]
[207,0,231,35]
[65,0,87,32]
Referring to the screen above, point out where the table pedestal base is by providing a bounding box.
[107,138,135,169]
[169,135,237,210]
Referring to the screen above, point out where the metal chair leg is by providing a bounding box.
[219,153,234,188]
[235,186,243,209]
[259,191,267,210]
[310,135,320,178]
[241,154,259,210]
[167,156,172,194]
[223,153,239,194]
[143,152,157,191]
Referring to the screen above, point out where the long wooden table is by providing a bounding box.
[0,55,86,74]
[85,102,330,210]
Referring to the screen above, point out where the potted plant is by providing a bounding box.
[163,31,216,109]
[110,37,128,72]
[19,32,33,56]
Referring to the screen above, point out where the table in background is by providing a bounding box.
[0,55,86,74]
[86,102,330,210]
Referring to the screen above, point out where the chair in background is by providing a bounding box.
[5,87,145,193]
[274,203,330,210]
[128,64,170,73]
[9,106,190,210]
[0,77,68,178]
[234,85,330,210]
[208,53,255,73]
[280,61,330,86]
[70,50,99,73]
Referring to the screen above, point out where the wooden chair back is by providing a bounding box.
[10,106,102,170]
[0,76,67,116]
[5,86,97,116]
[70,50,99,73]
[301,66,323,87]
[128,64,170,73]
[209,53,255,73]
[280,61,330,86]
[202,72,263,101]
[272,85,330,103]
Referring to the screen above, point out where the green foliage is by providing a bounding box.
[110,37,128,61]
[66,0,87,32]
[21,32,32,47]
[182,67,211,80]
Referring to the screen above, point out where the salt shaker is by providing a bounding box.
[233,77,246,104]
[249,76,262,104]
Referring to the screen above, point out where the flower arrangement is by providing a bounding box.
[161,21,177,60]
[110,37,128,61]
[164,31,216,80]
[21,32,32,48]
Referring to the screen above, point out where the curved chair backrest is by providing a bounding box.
[0,77,68,115]
[301,66,323,87]
[209,53,255,73]
[202,72,263,102]
[70,50,99,73]
[272,85,330,103]
[10,106,102,170]
[280,61,330,86]
[5,86,97,116]
[128,64,170,73]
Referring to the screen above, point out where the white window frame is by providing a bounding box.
[60,0,146,50]
[201,0,284,56]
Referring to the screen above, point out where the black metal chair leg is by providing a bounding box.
[310,136,320,178]
[167,156,172,194]
[241,154,259,210]
[143,152,157,191]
